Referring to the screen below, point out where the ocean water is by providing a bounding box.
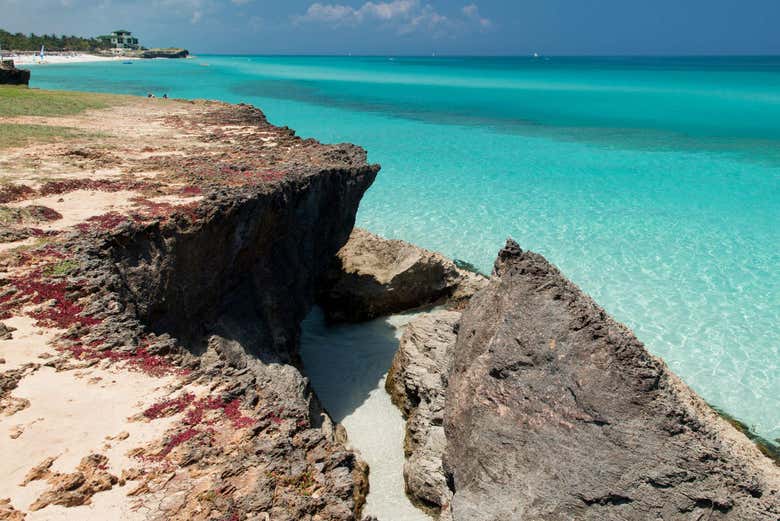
[27,56,779,446]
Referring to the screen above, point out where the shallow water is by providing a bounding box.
[300,308,430,521]
[28,56,780,442]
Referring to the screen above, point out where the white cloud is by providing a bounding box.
[294,1,491,34]
[462,3,491,29]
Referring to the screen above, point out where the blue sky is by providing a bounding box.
[1,0,779,55]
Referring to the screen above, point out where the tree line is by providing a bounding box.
[0,29,112,52]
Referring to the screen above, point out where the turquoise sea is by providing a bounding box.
[28,56,779,443]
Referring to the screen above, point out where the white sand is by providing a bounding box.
[0,314,184,519]
[7,189,142,232]
[7,54,138,66]
[300,308,432,521]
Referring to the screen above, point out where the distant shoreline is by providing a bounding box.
[6,52,139,66]
[5,49,190,66]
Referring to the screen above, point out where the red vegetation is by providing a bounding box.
[31,206,63,222]
[223,399,255,428]
[179,185,203,197]
[0,184,35,203]
[130,197,201,224]
[144,393,254,430]
[62,341,180,377]
[140,393,256,459]
[144,393,196,420]
[38,179,150,196]
[187,163,287,187]
[75,212,128,232]
[267,408,285,426]
[158,428,199,458]
[0,269,99,329]
[13,244,67,265]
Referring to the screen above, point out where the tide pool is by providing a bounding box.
[27,55,780,444]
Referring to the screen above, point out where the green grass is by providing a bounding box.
[0,85,126,117]
[43,259,79,277]
[0,123,85,149]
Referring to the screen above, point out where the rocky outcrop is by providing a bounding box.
[319,228,487,321]
[0,322,15,340]
[0,99,380,520]
[386,310,459,517]
[24,454,118,511]
[444,240,780,520]
[94,116,379,519]
[0,61,30,86]
[141,48,189,59]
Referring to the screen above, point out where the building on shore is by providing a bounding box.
[98,30,140,51]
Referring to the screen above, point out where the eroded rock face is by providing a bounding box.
[386,310,460,517]
[0,61,29,86]
[0,99,379,521]
[444,240,780,521]
[320,228,487,322]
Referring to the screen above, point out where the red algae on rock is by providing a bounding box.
[0,269,99,329]
[75,212,129,232]
[38,179,151,196]
[0,184,35,204]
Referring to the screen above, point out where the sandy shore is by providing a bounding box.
[6,54,138,66]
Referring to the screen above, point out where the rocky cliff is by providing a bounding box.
[0,96,378,520]
[443,240,780,520]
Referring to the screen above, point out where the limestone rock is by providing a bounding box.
[28,454,118,511]
[444,240,780,520]
[0,498,25,521]
[387,310,460,514]
[320,228,487,321]
[0,322,14,341]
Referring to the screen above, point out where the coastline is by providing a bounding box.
[1,86,777,520]
[0,87,379,520]
[7,53,140,66]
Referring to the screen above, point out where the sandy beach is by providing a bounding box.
[6,53,137,66]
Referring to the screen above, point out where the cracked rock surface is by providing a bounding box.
[443,240,780,520]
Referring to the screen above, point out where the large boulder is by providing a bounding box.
[0,61,30,86]
[386,310,460,517]
[319,228,486,321]
[444,240,780,520]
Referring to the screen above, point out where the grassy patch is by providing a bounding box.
[0,86,127,117]
[0,123,85,149]
[43,259,79,277]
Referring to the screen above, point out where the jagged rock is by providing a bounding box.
[0,322,15,340]
[386,310,459,514]
[320,228,487,321]
[0,365,35,416]
[27,454,118,511]
[141,48,189,59]
[0,498,25,521]
[444,240,780,520]
[20,457,55,486]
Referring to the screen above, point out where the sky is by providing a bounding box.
[1,0,779,55]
